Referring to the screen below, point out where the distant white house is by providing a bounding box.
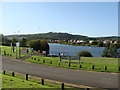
[76,40,87,44]
[89,40,94,44]
[103,40,109,44]
[68,40,73,43]
[89,40,98,45]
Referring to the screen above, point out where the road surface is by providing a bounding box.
[2,56,119,88]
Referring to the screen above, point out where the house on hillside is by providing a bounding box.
[76,40,87,44]
[103,40,109,44]
[89,40,98,45]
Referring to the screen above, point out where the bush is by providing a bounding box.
[77,51,92,57]
[28,39,49,54]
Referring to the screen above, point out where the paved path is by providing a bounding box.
[2,56,119,89]
[19,48,31,60]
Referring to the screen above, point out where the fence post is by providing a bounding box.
[79,57,81,63]
[68,63,71,67]
[26,74,28,80]
[60,56,62,62]
[41,79,44,85]
[104,66,107,70]
[91,65,94,69]
[43,60,45,63]
[58,62,60,65]
[3,70,5,75]
[12,72,15,77]
[118,67,120,71]
[85,88,89,90]
[79,64,82,68]
[16,50,18,59]
[4,51,6,55]
[61,83,64,90]
[50,61,52,64]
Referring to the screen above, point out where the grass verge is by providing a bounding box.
[25,56,120,73]
[1,45,119,73]
[2,71,73,89]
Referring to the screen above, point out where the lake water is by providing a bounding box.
[49,43,104,57]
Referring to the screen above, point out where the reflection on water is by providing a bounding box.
[49,43,104,57]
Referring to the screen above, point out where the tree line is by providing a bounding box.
[6,32,120,41]
[1,34,120,58]
[102,43,120,58]
[1,34,49,54]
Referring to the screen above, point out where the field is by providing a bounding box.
[1,45,119,73]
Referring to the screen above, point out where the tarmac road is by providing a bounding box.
[2,56,119,88]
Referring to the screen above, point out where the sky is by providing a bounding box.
[0,2,118,37]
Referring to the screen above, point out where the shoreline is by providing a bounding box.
[48,42,105,48]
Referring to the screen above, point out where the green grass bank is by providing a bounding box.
[1,45,119,73]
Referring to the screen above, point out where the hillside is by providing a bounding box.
[6,32,89,40]
[5,32,119,40]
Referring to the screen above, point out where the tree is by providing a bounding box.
[20,38,27,47]
[77,51,92,57]
[97,41,104,47]
[102,47,110,57]
[28,40,41,51]
[10,38,18,46]
[28,39,49,54]
[2,35,11,46]
[110,44,120,49]
[40,40,49,54]
[102,44,119,58]
[105,42,110,48]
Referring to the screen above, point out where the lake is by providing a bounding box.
[48,43,104,57]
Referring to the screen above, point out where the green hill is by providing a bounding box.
[4,32,120,41]
[5,32,89,40]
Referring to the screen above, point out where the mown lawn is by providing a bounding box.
[2,72,73,89]
[2,74,52,88]
[25,56,119,73]
[0,45,26,58]
[1,45,119,73]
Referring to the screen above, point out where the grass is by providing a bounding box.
[1,45,119,73]
[25,56,120,73]
[2,71,73,89]
[0,45,25,58]
[2,74,52,88]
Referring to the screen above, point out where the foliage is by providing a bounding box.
[77,51,92,57]
[104,42,110,48]
[28,40,41,51]
[97,41,104,47]
[40,40,50,54]
[102,47,110,57]
[20,38,27,47]
[28,39,49,54]
[10,38,18,46]
[6,32,120,41]
[102,44,120,58]
[1,35,11,46]
[6,32,89,40]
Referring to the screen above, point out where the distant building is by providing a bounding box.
[89,40,98,45]
[103,40,109,44]
[76,40,87,44]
